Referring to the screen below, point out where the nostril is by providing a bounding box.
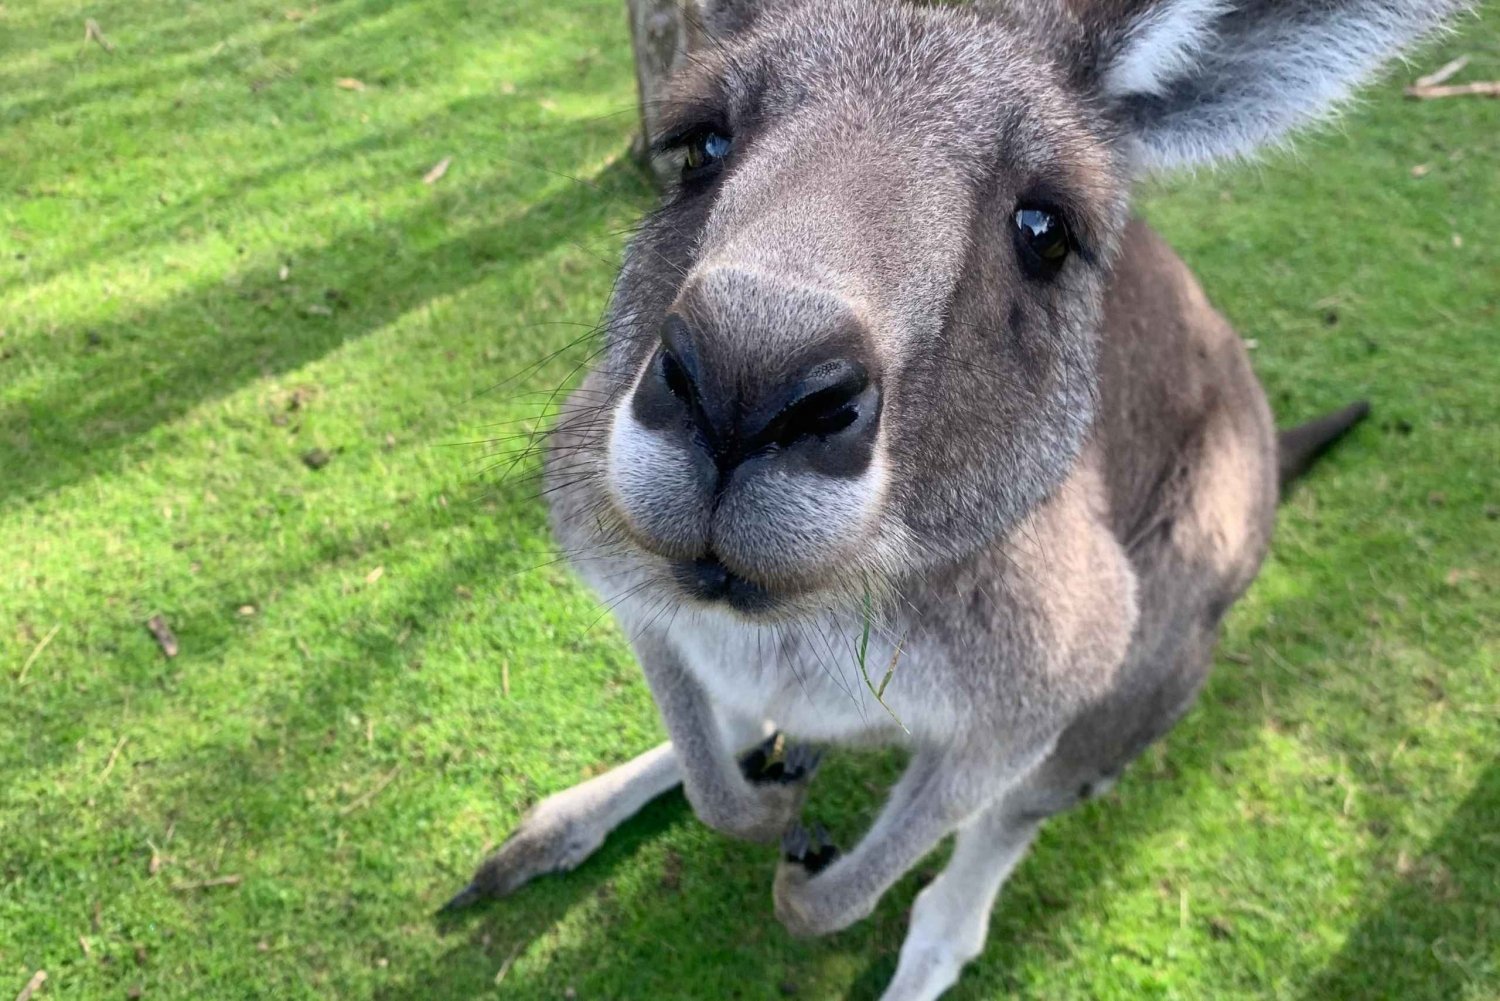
[766,360,870,448]
[783,384,861,438]
[660,348,697,406]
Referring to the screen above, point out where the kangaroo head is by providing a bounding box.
[584,0,1458,617]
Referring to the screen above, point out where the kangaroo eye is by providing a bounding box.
[1013,206,1070,277]
[683,131,733,176]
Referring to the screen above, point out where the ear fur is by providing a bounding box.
[1047,0,1472,171]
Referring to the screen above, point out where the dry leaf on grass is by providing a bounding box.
[422,156,452,184]
[335,77,366,91]
[146,615,179,658]
[82,19,114,53]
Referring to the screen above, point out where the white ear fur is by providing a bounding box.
[1097,0,1469,172]
[1101,0,1232,98]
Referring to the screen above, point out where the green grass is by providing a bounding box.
[1,2,1496,998]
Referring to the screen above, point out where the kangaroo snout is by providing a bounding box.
[607,271,889,612]
[640,314,880,478]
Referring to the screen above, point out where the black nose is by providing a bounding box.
[634,315,881,477]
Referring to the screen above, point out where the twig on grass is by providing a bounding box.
[16,970,47,1001]
[100,735,128,781]
[1414,55,1470,89]
[1406,80,1500,99]
[81,19,114,53]
[493,942,525,987]
[16,624,60,683]
[170,875,243,892]
[340,765,401,815]
[147,840,169,877]
[1405,54,1498,99]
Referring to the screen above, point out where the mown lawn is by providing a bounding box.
[1,2,1495,999]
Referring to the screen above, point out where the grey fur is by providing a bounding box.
[456,1,1458,996]
[1025,0,1472,170]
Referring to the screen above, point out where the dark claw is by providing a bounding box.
[783,743,823,782]
[741,734,822,786]
[740,733,781,782]
[781,822,840,875]
[782,822,809,860]
[437,881,485,915]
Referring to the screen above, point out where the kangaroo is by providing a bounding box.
[445,1,1465,997]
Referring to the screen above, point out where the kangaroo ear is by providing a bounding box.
[1052,0,1469,171]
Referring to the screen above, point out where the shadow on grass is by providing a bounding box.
[384,649,1258,997]
[1,468,545,781]
[1298,760,1500,1001]
[0,147,650,510]
[374,505,1491,1000]
[0,466,569,984]
[3,22,633,296]
[0,0,540,138]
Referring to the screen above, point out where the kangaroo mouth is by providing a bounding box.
[671,555,777,614]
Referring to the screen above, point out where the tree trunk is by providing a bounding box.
[625,0,693,185]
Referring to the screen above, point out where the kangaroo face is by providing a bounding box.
[576,0,1462,618]
[589,1,1129,617]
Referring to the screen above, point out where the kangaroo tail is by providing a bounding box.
[1278,401,1371,493]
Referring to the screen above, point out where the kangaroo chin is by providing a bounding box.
[447,0,1462,997]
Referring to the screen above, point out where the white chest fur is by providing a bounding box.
[601,570,959,746]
